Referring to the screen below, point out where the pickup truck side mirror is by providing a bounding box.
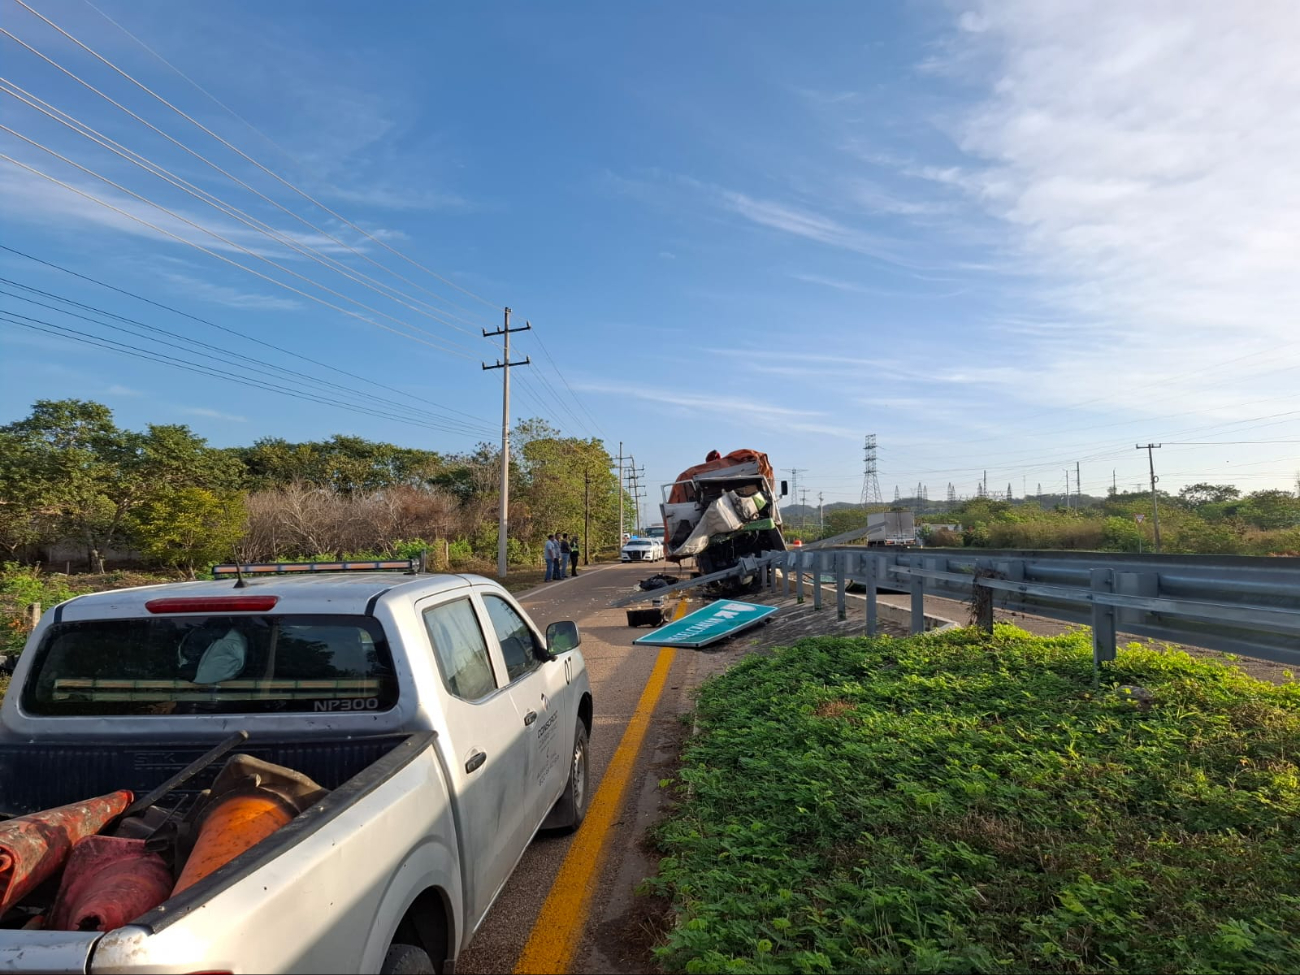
[546,620,581,655]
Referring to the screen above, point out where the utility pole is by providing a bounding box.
[482,309,530,579]
[799,488,808,529]
[1076,461,1081,508]
[1136,444,1163,552]
[1112,469,1117,496]
[583,470,591,566]
[1064,469,1071,509]
[616,442,624,544]
[818,491,824,532]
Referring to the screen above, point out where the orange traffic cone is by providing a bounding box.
[173,755,326,895]
[0,791,132,917]
[48,835,171,932]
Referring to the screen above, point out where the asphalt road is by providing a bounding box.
[457,561,697,975]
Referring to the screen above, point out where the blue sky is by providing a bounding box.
[3,0,1299,519]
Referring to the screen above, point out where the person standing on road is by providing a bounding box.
[543,533,558,581]
[569,534,580,577]
[558,533,571,579]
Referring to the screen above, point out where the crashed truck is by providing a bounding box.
[660,449,787,589]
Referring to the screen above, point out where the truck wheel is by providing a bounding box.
[552,722,590,833]
[381,943,436,974]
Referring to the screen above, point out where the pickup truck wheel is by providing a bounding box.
[381,943,436,974]
[552,722,590,833]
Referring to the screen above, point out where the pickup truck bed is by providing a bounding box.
[1,733,451,973]
[0,733,410,818]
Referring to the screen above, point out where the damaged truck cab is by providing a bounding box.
[0,565,592,974]
[661,449,787,583]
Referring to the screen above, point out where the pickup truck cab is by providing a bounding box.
[0,565,592,974]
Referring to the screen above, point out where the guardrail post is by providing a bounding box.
[865,553,878,637]
[1115,571,1157,626]
[782,553,791,597]
[976,558,994,633]
[796,553,805,604]
[1091,567,1117,668]
[910,554,925,635]
[835,551,847,620]
[767,554,776,590]
[813,553,824,610]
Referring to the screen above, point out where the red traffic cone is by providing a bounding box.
[0,791,132,916]
[48,835,171,932]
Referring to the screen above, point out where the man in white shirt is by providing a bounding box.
[543,533,558,581]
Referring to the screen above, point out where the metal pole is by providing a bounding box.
[1076,461,1081,507]
[481,309,531,579]
[617,441,624,548]
[1137,444,1163,552]
[584,471,591,566]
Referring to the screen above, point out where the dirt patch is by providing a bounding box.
[814,699,856,720]
[588,892,673,975]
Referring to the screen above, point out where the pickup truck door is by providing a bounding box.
[418,595,533,929]
[477,592,572,831]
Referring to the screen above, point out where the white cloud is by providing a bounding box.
[928,0,1300,420]
[160,273,302,311]
[106,384,142,396]
[183,407,247,422]
[0,166,378,263]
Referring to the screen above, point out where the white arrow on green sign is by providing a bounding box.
[632,600,778,649]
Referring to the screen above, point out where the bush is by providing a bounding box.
[929,527,962,547]
[1102,515,1143,551]
[1,563,74,656]
[649,630,1300,974]
[447,539,474,564]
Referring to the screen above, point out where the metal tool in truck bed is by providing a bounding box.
[0,560,592,974]
[660,449,787,585]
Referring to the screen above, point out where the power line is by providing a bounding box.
[0,310,487,439]
[2,11,604,438]
[0,245,490,428]
[0,152,485,364]
[0,77,496,339]
[0,128,485,361]
[7,0,501,311]
[0,281,495,437]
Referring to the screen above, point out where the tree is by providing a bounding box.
[134,488,247,576]
[514,420,621,554]
[1179,483,1241,508]
[1239,490,1300,530]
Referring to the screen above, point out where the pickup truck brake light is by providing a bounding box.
[145,596,280,614]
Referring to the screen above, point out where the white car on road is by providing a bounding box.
[621,537,664,562]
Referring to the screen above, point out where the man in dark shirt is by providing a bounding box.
[569,534,580,576]
[558,533,571,579]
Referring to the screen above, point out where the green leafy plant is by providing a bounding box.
[648,628,1300,974]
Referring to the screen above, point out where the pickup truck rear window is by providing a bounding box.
[23,614,397,716]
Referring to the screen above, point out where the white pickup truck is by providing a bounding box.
[0,565,592,974]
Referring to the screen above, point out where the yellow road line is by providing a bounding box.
[514,645,678,974]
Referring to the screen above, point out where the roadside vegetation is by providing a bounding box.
[0,399,627,578]
[649,628,1300,974]
[791,488,1300,556]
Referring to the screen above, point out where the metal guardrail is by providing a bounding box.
[761,547,1300,669]
[613,547,1300,668]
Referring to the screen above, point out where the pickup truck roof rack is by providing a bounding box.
[212,558,423,581]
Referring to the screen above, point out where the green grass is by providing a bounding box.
[646,627,1300,974]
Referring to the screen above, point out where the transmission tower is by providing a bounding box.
[860,434,883,506]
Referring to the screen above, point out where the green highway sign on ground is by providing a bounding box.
[633,600,778,649]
